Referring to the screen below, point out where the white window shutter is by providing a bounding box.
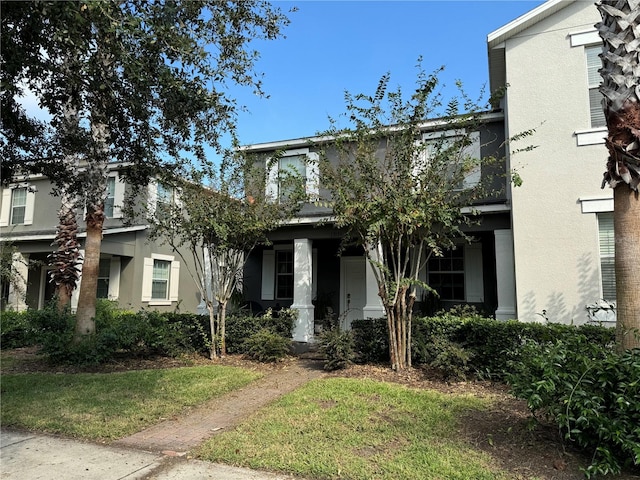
[0,188,11,227]
[141,257,154,302]
[464,243,484,303]
[113,174,126,219]
[306,152,320,200]
[22,187,36,225]
[265,159,278,202]
[169,260,180,302]
[147,181,158,216]
[108,257,121,300]
[261,250,275,300]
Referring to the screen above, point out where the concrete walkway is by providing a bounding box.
[1,359,325,479]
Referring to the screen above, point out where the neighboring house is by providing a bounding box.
[488,0,614,325]
[241,0,616,343]
[0,167,201,313]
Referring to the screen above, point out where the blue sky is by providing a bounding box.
[233,0,547,147]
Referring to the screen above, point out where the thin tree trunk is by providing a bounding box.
[614,186,640,350]
[219,300,227,356]
[208,303,217,360]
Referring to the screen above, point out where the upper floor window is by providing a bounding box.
[586,45,606,128]
[10,188,27,225]
[266,148,319,202]
[0,184,35,227]
[104,177,116,218]
[420,131,481,190]
[147,180,179,220]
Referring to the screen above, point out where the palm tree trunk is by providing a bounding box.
[597,0,640,350]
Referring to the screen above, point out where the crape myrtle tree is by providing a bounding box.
[596,0,640,350]
[0,1,290,342]
[146,155,304,359]
[318,66,504,371]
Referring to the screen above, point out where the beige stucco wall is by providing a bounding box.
[503,1,611,323]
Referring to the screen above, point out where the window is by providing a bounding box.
[104,177,116,218]
[141,254,180,304]
[598,212,616,301]
[151,259,171,300]
[586,45,606,128]
[275,250,294,299]
[96,259,111,299]
[428,248,465,301]
[266,149,319,202]
[421,131,481,190]
[10,188,27,225]
[278,155,305,201]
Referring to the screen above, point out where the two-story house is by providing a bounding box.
[240,0,615,343]
[241,114,512,342]
[488,0,614,324]
[0,167,201,313]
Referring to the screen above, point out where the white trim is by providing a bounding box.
[575,127,607,146]
[0,225,147,242]
[0,188,11,227]
[142,253,180,304]
[570,29,600,47]
[580,196,614,213]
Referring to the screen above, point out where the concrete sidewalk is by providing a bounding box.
[1,430,299,479]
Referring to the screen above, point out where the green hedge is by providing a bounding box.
[2,302,295,365]
[351,314,615,379]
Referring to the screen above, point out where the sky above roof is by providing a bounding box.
[234,0,549,147]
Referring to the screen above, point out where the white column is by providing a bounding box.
[362,258,385,318]
[291,238,314,342]
[7,252,29,312]
[494,229,517,320]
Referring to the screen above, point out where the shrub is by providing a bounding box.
[508,338,640,477]
[243,328,291,362]
[0,310,36,348]
[226,308,296,354]
[319,328,355,371]
[351,318,388,363]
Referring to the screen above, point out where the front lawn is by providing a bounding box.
[197,377,502,480]
[0,365,261,441]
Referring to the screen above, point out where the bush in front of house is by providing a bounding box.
[351,312,615,380]
[225,308,296,354]
[0,309,38,348]
[318,327,355,371]
[507,337,640,477]
[243,328,291,362]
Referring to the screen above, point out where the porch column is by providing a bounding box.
[363,257,385,318]
[7,252,28,312]
[291,238,314,342]
[494,229,517,320]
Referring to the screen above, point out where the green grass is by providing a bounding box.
[197,377,503,480]
[1,365,261,441]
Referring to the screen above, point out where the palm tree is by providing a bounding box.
[596,0,640,350]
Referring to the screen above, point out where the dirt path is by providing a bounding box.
[114,359,325,454]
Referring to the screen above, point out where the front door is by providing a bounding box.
[340,257,366,330]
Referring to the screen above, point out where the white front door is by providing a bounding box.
[340,257,366,330]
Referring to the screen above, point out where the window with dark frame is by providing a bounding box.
[275,250,294,299]
[427,248,465,301]
[96,259,111,299]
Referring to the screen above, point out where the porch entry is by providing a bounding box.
[339,257,366,330]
